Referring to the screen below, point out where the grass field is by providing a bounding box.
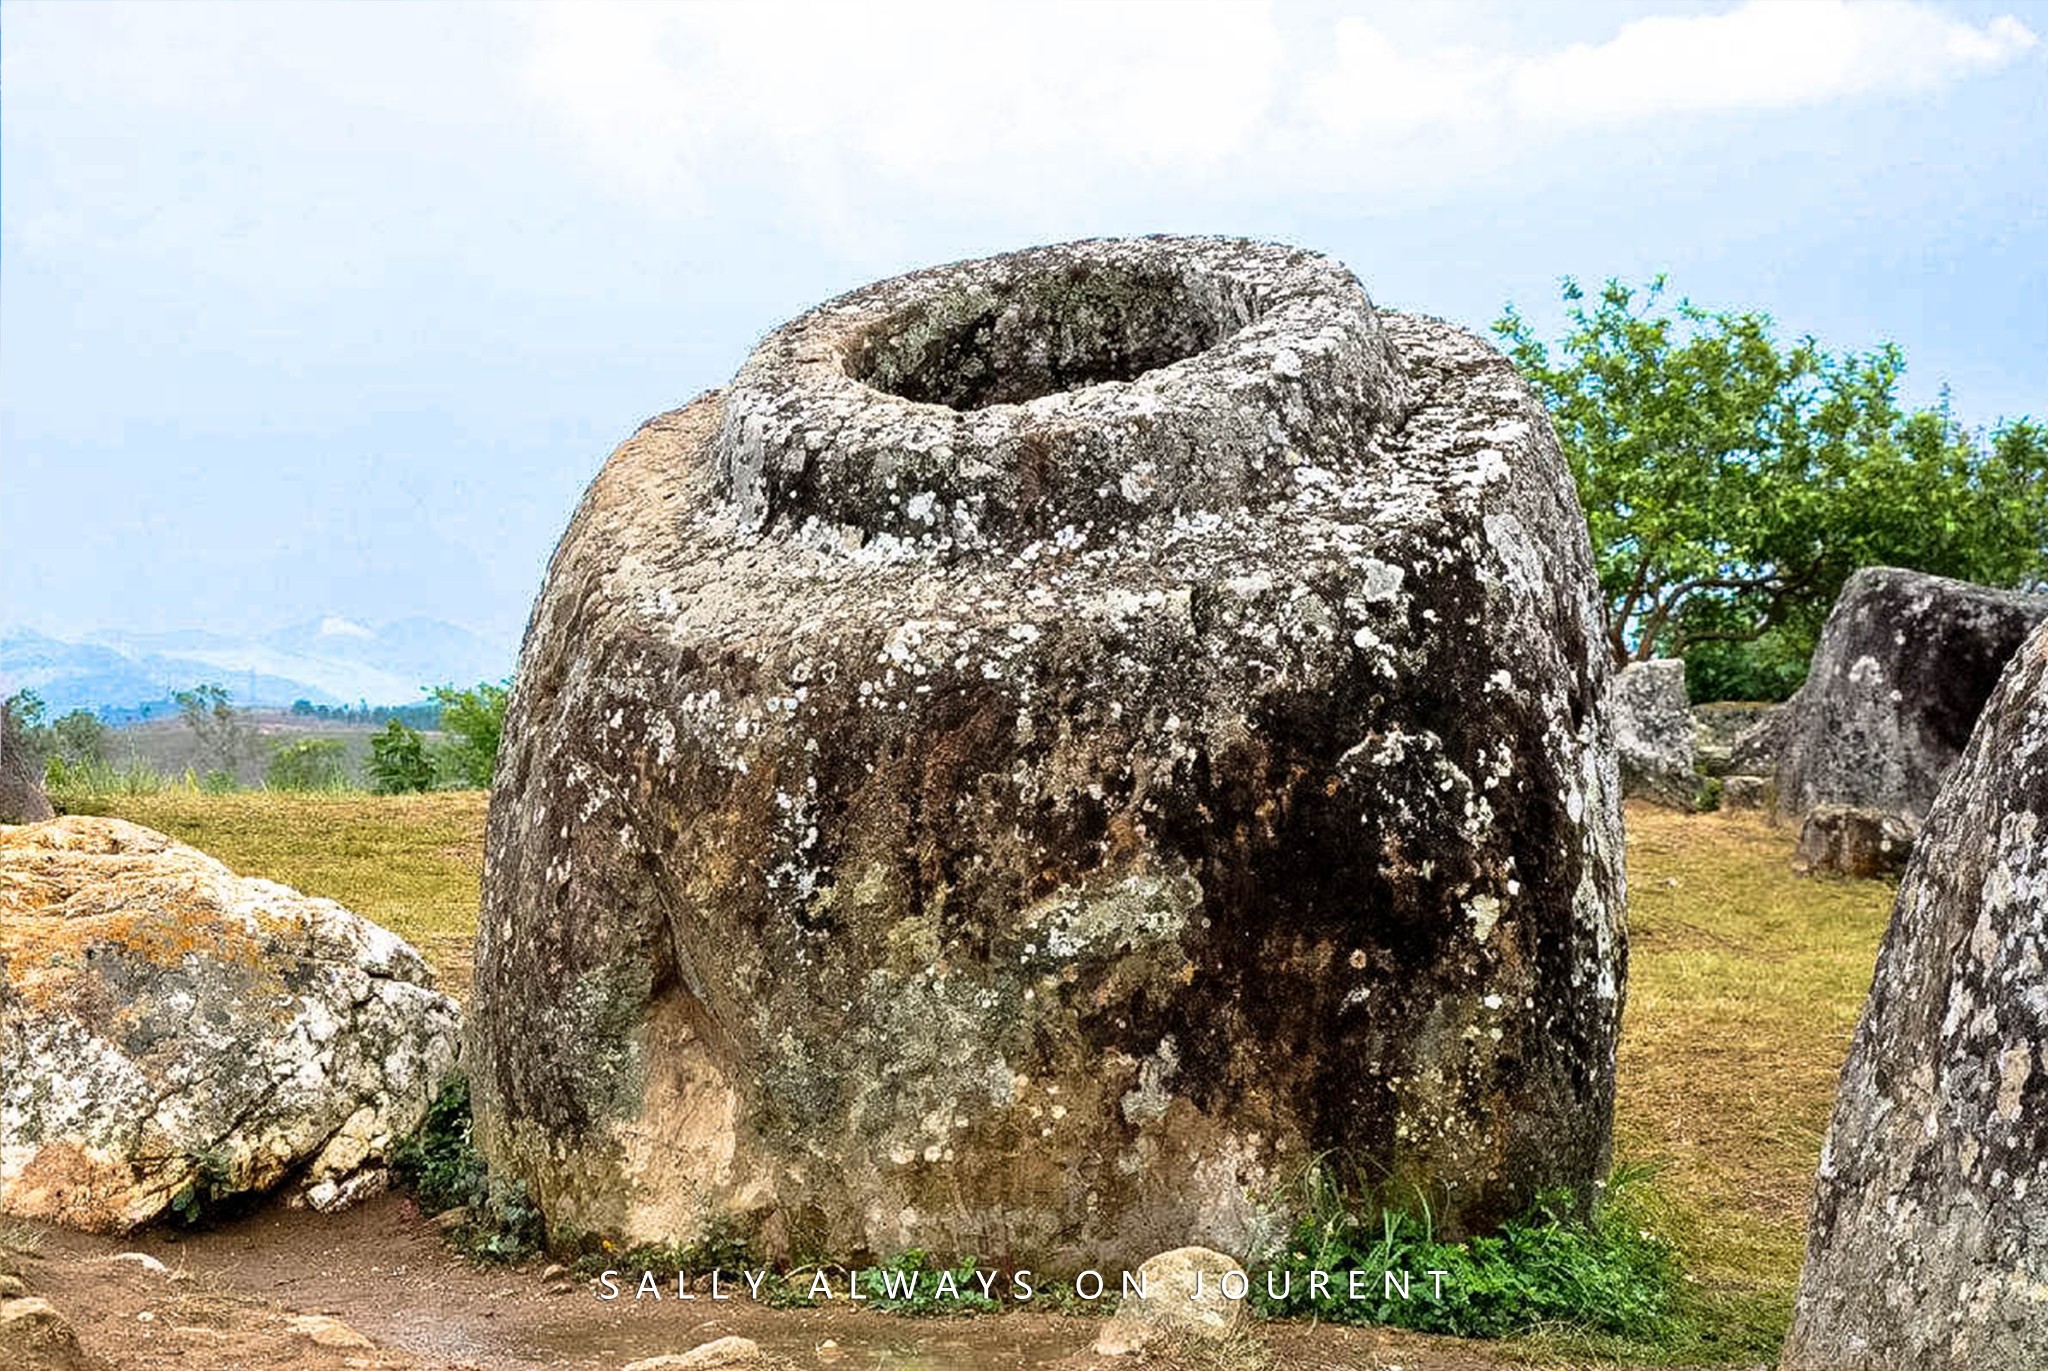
[62,792,1897,1363]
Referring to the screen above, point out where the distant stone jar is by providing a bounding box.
[470,237,1625,1268]
[1775,566,2048,823]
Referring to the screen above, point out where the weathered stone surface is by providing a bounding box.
[0,1296,85,1370]
[1727,708,1787,781]
[1784,619,2048,1369]
[0,816,460,1232]
[1094,1246,1245,1356]
[0,708,52,826]
[1612,659,1698,808]
[1692,701,1781,779]
[1776,567,2048,823]
[471,236,1626,1268]
[1792,805,1917,880]
[1719,774,1773,812]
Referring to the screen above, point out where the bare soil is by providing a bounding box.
[13,1193,1511,1371]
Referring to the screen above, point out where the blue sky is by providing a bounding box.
[4,0,2043,651]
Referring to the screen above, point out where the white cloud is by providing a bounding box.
[1508,1,2039,124]
[522,0,1285,212]
[522,1,2038,215]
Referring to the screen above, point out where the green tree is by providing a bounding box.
[368,720,436,794]
[4,691,50,762]
[266,738,351,792]
[431,680,510,789]
[174,683,257,775]
[1496,278,2048,698]
[49,710,109,768]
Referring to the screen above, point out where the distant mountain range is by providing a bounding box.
[0,616,515,715]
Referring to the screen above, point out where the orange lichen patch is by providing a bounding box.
[1,818,289,1014]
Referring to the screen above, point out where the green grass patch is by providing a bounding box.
[857,1250,1003,1316]
[1253,1161,1675,1341]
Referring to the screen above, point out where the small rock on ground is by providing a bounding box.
[285,1312,377,1349]
[1094,1247,1245,1357]
[0,1295,87,1370]
[623,1334,785,1369]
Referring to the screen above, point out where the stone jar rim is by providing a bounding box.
[708,235,1412,548]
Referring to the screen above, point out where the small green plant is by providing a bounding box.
[858,1249,1002,1316]
[368,720,435,794]
[568,1221,757,1281]
[1696,775,1725,812]
[389,1076,543,1262]
[198,768,239,795]
[266,738,352,792]
[390,1077,486,1213]
[1251,1162,1678,1341]
[167,1146,236,1227]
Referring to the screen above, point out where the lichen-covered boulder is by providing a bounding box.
[0,817,459,1231]
[1611,659,1698,808]
[1776,567,2048,822]
[1784,619,2048,1369]
[471,236,1625,1269]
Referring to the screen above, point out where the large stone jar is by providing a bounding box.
[471,237,1625,1268]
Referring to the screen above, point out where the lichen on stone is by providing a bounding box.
[470,236,1626,1269]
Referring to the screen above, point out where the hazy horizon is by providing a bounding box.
[5,0,2044,645]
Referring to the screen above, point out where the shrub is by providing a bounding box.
[266,738,352,792]
[45,756,167,802]
[431,680,510,788]
[368,720,435,794]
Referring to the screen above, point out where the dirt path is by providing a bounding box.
[14,1193,1516,1371]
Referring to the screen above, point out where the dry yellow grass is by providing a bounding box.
[67,791,1899,1359]
[1611,802,1894,1347]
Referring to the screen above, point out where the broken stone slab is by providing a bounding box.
[1784,618,2048,1367]
[1719,775,1773,812]
[1612,659,1699,808]
[1093,1246,1245,1357]
[0,816,460,1232]
[1693,700,1785,779]
[471,235,1626,1268]
[1728,708,1788,780]
[1775,566,2048,823]
[1792,806,1917,880]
